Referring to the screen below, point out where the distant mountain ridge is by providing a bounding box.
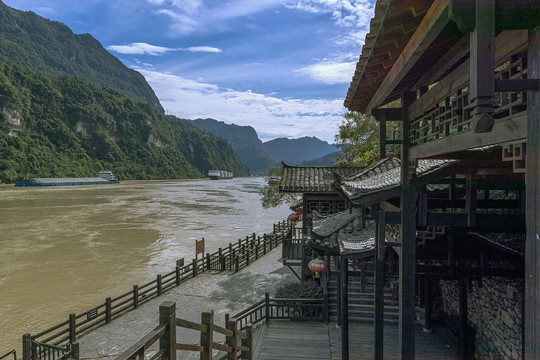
[189,119,277,175]
[189,119,338,174]
[0,1,163,112]
[262,136,337,164]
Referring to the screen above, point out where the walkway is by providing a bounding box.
[257,320,457,360]
[77,246,296,359]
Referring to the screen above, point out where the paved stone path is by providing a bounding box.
[77,246,295,359]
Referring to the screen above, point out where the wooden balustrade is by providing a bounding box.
[115,303,253,360]
[23,220,292,359]
[0,350,16,360]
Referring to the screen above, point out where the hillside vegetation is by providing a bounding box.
[0,1,163,112]
[0,62,248,183]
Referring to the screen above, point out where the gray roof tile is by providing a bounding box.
[279,163,364,193]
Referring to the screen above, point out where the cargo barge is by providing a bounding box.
[15,171,120,187]
[208,170,233,180]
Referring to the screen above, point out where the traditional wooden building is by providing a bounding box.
[342,1,540,359]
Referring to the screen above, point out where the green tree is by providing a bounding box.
[334,111,380,167]
[259,168,299,209]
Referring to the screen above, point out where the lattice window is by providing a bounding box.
[306,199,347,215]
[410,52,527,147]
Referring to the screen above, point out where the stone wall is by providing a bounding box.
[439,277,523,359]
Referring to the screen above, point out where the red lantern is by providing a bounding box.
[288,213,299,222]
[308,258,327,273]
[295,210,303,216]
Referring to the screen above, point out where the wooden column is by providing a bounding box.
[458,277,468,360]
[375,208,386,360]
[469,0,495,133]
[341,257,349,360]
[525,25,540,360]
[379,110,387,159]
[400,91,417,360]
[423,279,433,334]
[336,256,342,327]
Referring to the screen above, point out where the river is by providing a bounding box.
[0,177,290,354]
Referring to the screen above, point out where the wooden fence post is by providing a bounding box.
[255,244,259,260]
[241,324,253,360]
[71,342,80,360]
[193,259,197,277]
[200,310,214,360]
[265,292,270,325]
[176,266,181,286]
[206,253,211,270]
[231,249,236,271]
[159,301,177,360]
[69,313,76,343]
[22,333,32,360]
[106,297,112,324]
[235,256,240,273]
[273,223,276,233]
[246,249,250,266]
[227,318,238,360]
[133,285,139,309]
[157,274,162,296]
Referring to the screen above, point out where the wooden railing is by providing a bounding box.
[408,47,527,149]
[115,302,253,360]
[232,292,328,330]
[23,220,292,359]
[0,350,16,360]
[282,227,304,260]
[22,336,78,360]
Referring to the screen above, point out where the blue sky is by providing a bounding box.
[4,0,375,143]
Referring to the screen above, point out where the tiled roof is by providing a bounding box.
[279,162,364,193]
[338,157,454,200]
[309,208,377,255]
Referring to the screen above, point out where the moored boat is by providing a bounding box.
[15,171,120,187]
[208,170,233,180]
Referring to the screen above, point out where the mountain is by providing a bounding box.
[0,1,163,112]
[189,119,277,175]
[298,151,343,166]
[0,62,248,183]
[262,137,337,164]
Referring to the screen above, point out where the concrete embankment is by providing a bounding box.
[77,245,295,359]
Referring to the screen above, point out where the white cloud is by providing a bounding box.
[138,69,346,142]
[107,42,222,55]
[185,46,222,53]
[108,42,177,55]
[296,60,356,85]
[287,0,374,45]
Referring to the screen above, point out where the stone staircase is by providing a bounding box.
[327,273,399,323]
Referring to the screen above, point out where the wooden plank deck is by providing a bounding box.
[257,321,331,359]
[257,320,457,360]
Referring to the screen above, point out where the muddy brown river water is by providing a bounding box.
[0,177,289,354]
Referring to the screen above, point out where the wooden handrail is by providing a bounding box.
[0,350,16,360]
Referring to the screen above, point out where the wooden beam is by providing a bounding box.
[366,0,450,114]
[525,25,540,360]
[413,33,470,91]
[495,79,540,92]
[409,113,526,159]
[372,108,403,122]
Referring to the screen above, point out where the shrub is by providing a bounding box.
[274,280,323,299]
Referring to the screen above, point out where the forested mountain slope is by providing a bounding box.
[0,1,163,112]
[0,63,248,183]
